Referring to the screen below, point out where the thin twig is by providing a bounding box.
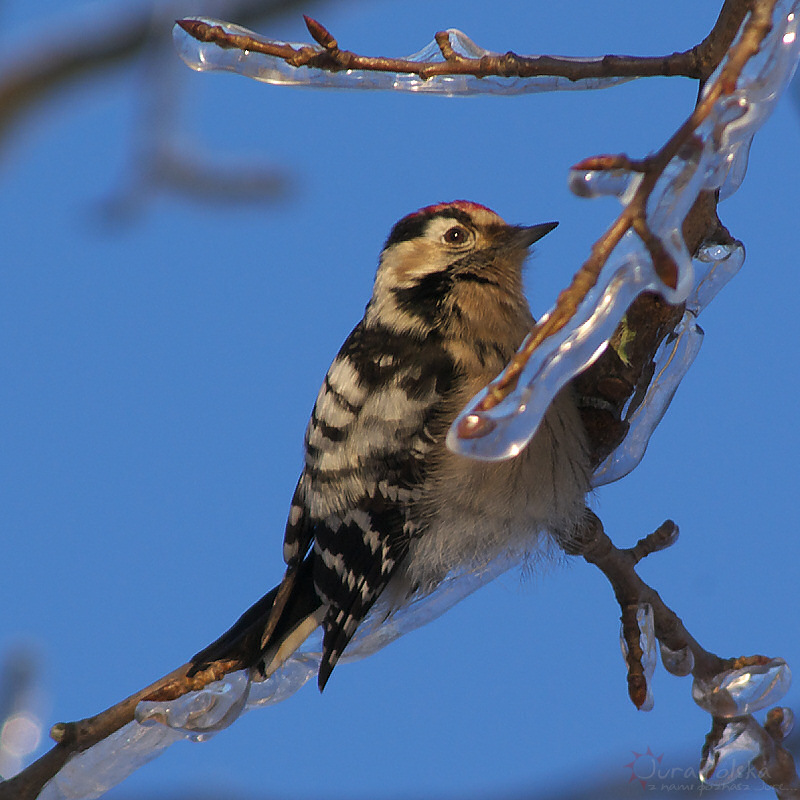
[574,510,727,682]
[177,15,707,81]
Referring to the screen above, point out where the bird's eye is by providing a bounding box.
[443,226,471,246]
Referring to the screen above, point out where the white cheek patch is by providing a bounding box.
[379,239,447,284]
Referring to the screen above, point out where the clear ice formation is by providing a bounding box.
[699,716,765,786]
[777,706,796,738]
[173,20,635,95]
[38,557,515,799]
[659,641,695,678]
[698,706,795,786]
[452,0,800,464]
[37,5,800,799]
[591,243,744,486]
[38,722,185,800]
[692,657,792,718]
[619,604,657,711]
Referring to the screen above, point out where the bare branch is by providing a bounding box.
[572,509,800,798]
[177,15,706,83]
[572,510,727,682]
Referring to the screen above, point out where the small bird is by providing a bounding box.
[191,201,592,690]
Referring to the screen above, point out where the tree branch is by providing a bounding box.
[572,511,727,683]
[466,0,768,425]
[177,15,707,81]
[174,0,750,87]
[0,0,325,147]
[573,511,800,797]
[0,658,248,800]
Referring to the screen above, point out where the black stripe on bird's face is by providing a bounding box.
[389,247,507,328]
[383,207,477,249]
[390,269,454,328]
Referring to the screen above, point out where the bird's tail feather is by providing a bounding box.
[188,555,322,677]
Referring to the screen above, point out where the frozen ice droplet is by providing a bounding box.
[687,239,745,316]
[659,641,695,677]
[442,29,491,59]
[692,657,791,717]
[700,718,762,786]
[567,168,639,200]
[135,670,251,740]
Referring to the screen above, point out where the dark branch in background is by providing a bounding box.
[0,1,314,211]
[0,0,324,146]
[3,0,797,798]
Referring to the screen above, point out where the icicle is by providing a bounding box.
[700,717,762,786]
[659,642,695,677]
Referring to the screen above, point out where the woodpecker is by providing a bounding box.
[191,201,592,690]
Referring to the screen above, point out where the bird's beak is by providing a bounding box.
[509,221,559,249]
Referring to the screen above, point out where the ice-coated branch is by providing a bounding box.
[173,0,786,470]
[0,659,244,800]
[571,511,798,796]
[571,511,725,690]
[698,705,799,795]
[173,0,754,94]
[449,0,800,464]
[175,14,703,92]
[756,709,800,798]
[0,553,518,800]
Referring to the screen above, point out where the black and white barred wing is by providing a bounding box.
[282,322,456,688]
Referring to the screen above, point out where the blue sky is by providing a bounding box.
[2,1,799,797]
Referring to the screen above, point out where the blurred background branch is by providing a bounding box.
[0,0,322,142]
[0,0,333,213]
